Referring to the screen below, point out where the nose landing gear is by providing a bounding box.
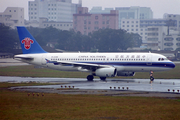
[150,71,154,83]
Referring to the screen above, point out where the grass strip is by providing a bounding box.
[0,64,180,79]
[0,86,180,120]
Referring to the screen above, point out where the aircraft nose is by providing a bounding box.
[171,62,175,68]
[172,63,176,68]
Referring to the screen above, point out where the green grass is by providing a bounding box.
[0,65,90,78]
[0,68,180,120]
[0,82,62,88]
[0,87,180,120]
[0,64,180,79]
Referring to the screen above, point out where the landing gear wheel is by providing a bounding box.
[100,77,106,81]
[150,76,154,81]
[87,75,94,81]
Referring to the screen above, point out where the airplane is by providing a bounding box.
[14,26,175,81]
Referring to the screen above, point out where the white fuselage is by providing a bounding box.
[15,52,175,74]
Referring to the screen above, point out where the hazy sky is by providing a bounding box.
[0,0,180,20]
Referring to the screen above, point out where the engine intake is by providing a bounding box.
[95,68,117,77]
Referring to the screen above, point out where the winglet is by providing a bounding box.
[17,26,47,54]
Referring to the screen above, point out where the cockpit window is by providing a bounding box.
[158,58,168,61]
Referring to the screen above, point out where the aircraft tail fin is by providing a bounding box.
[17,26,47,54]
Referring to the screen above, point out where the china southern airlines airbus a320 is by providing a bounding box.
[14,27,175,81]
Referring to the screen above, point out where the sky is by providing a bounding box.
[0,0,180,20]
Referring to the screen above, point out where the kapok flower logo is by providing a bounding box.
[21,38,34,50]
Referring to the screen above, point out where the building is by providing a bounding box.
[24,17,73,30]
[39,17,73,30]
[121,17,180,51]
[115,6,153,28]
[146,26,167,50]
[73,7,119,35]
[164,14,180,32]
[147,26,180,51]
[0,7,24,28]
[163,34,180,51]
[121,19,167,43]
[28,0,82,22]
[89,7,114,14]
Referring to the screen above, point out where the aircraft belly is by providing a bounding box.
[121,66,170,72]
[47,64,78,71]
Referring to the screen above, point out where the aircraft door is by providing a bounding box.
[146,54,152,65]
[41,55,47,65]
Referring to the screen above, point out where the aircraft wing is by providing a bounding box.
[46,59,112,70]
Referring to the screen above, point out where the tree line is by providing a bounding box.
[0,24,142,53]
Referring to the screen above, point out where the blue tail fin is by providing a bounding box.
[17,26,47,54]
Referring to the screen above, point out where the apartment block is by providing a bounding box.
[29,0,81,22]
[116,6,153,28]
[73,7,119,35]
[0,7,24,28]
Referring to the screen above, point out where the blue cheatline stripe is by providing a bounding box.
[52,61,175,68]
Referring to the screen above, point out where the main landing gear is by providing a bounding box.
[87,75,94,81]
[87,75,107,81]
[150,71,154,83]
[100,77,106,81]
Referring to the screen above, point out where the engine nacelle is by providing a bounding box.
[95,68,117,77]
[117,72,135,76]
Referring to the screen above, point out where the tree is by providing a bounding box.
[89,29,138,52]
[0,24,19,53]
[0,24,142,53]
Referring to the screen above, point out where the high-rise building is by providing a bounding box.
[28,0,82,22]
[0,7,24,28]
[116,6,153,28]
[73,7,119,35]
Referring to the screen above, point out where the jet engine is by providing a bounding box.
[94,68,117,77]
[117,72,135,76]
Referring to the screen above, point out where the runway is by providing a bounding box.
[1,76,180,93]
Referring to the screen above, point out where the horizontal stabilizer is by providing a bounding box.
[14,55,34,61]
